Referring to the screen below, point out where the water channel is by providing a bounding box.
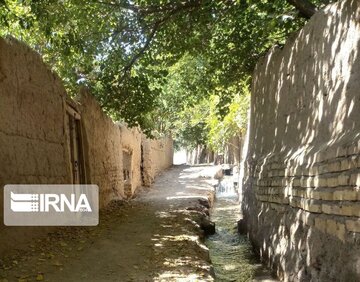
[206,176,278,282]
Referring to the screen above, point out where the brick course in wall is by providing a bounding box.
[252,143,360,242]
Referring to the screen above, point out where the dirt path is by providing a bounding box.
[0,165,216,282]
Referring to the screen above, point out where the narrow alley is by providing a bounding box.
[1,166,216,281]
[1,1,360,281]
[1,165,279,281]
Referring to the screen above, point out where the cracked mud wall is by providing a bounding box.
[242,1,360,281]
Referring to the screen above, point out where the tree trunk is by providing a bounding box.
[287,0,318,18]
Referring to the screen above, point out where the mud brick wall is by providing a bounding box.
[142,136,174,186]
[242,1,360,281]
[0,37,72,193]
[78,90,124,206]
[119,124,143,196]
[0,37,72,254]
[0,36,173,255]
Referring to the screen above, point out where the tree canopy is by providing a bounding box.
[0,0,334,148]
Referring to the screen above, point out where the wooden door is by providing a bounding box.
[66,107,85,184]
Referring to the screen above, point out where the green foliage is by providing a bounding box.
[0,0,335,147]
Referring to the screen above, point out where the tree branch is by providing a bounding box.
[121,22,159,78]
[287,0,318,18]
[118,0,202,83]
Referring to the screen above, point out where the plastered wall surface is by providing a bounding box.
[0,36,173,255]
[242,1,360,281]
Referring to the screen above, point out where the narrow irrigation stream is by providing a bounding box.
[206,176,277,282]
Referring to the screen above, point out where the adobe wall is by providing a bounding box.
[0,36,173,254]
[119,124,143,196]
[142,136,174,186]
[0,37,72,254]
[0,37,72,192]
[78,90,124,206]
[242,0,360,281]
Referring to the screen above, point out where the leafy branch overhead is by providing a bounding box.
[0,0,334,147]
